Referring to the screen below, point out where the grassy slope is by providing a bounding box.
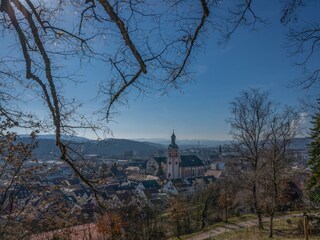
[212,218,319,240]
[169,213,320,240]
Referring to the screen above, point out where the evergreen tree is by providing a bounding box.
[308,99,320,204]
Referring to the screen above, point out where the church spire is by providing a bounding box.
[171,130,176,144]
[168,130,178,149]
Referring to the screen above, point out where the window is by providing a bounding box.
[168,161,171,164]
[175,161,178,165]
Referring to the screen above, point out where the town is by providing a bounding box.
[0,131,311,239]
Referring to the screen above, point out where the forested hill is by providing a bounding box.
[18,135,165,159]
[291,137,312,150]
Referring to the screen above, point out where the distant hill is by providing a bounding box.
[132,138,231,148]
[291,137,312,150]
[17,135,165,159]
[19,134,90,142]
[17,135,311,159]
[79,138,165,157]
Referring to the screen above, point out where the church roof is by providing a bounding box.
[169,131,179,149]
[180,155,204,167]
[169,142,179,149]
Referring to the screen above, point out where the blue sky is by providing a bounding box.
[104,1,318,140]
[2,1,319,141]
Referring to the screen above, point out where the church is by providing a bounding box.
[166,131,206,179]
[146,132,206,179]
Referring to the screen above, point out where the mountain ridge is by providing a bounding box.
[17,135,311,159]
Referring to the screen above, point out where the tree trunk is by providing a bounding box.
[225,207,228,222]
[269,212,274,238]
[201,197,209,229]
[176,220,180,238]
[253,183,263,229]
[257,210,263,229]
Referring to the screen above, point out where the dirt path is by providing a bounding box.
[185,214,301,240]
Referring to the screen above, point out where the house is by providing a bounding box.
[124,166,140,175]
[137,180,161,191]
[146,157,166,176]
[63,178,81,187]
[110,164,127,182]
[163,179,194,196]
[205,169,223,179]
[186,176,216,192]
[127,173,159,182]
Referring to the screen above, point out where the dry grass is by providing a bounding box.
[169,213,320,240]
[209,228,320,240]
[206,215,320,240]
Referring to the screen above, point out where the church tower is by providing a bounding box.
[166,131,180,179]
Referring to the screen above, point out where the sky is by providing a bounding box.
[103,1,319,141]
[1,1,319,141]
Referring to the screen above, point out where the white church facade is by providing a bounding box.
[147,132,206,179]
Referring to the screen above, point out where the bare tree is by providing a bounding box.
[192,183,219,230]
[217,179,235,222]
[280,0,320,89]
[229,89,301,233]
[218,0,264,44]
[170,196,192,238]
[96,211,124,239]
[0,118,79,239]
[0,119,37,239]
[261,108,299,238]
[228,88,274,229]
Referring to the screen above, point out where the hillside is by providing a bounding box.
[18,135,165,159]
[291,137,312,150]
